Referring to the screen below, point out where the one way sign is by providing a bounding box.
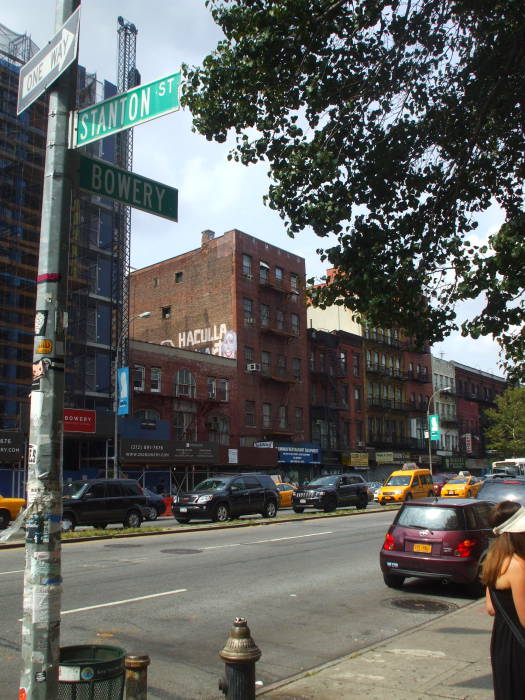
[17,6,80,115]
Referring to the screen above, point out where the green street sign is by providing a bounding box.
[77,154,178,221]
[429,413,440,440]
[71,71,181,148]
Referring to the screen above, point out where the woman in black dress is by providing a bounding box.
[482,500,525,699]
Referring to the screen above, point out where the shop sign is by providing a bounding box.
[376,451,394,464]
[63,408,96,433]
[350,452,369,467]
[0,432,24,462]
[121,440,218,464]
[278,444,320,464]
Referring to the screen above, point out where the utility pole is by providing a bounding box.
[19,0,79,697]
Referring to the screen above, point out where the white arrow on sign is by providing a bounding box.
[17,6,80,115]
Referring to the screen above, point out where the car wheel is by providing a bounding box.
[62,513,76,532]
[146,506,158,521]
[324,498,337,513]
[98,523,108,530]
[293,507,304,513]
[213,503,230,523]
[0,510,10,529]
[404,493,413,501]
[357,495,368,510]
[176,518,190,524]
[383,572,405,589]
[262,500,277,518]
[123,510,142,529]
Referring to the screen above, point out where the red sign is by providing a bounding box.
[63,408,96,433]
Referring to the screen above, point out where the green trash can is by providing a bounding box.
[58,644,125,700]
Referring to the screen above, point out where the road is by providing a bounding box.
[0,510,477,699]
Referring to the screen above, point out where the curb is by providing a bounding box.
[0,504,399,549]
[256,597,484,696]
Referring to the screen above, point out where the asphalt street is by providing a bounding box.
[0,510,480,699]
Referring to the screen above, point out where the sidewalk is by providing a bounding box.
[259,599,494,699]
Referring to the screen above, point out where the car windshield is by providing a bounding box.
[433,476,447,483]
[478,481,525,504]
[307,476,337,487]
[63,481,87,498]
[194,478,228,492]
[386,475,411,486]
[447,477,467,485]
[397,505,461,530]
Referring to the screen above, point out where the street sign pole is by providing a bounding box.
[19,1,79,697]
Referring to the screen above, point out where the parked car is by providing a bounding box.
[432,473,455,496]
[476,476,525,505]
[0,494,25,529]
[441,474,483,499]
[143,488,167,520]
[275,482,296,508]
[367,481,383,502]
[172,473,279,523]
[377,467,434,505]
[61,478,148,531]
[379,497,494,595]
[292,473,369,513]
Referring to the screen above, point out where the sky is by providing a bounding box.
[3,0,507,377]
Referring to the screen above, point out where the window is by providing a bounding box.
[245,346,254,367]
[134,365,145,391]
[217,379,229,401]
[278,405,287,428]
[151,367,161,392]
[175,271,183,283]
[243,298,254,326]
[161,305,171,319]
[208,415,230,445]
[175,368,196,398]
[339,351,347,375]
[259,261,269,283]
[261,350,271,372]
[341,384,349,409]
[260,303,270,327]
[262,402,272,428]
[242,254,252,278]
[295,407,303,429]
[319,351,325,372]
[309,350,315,371]
[174,411,196,440]
[276,309,284,330]
[134,408,160,421]
[153,277,159,288]
[342,421,350,448]
[275,266,283,285]
[291,313,300,334]
[290,272,299,292]
[245,400,256,427]
[292,357,301,379]
[208,377,216,399]
[354,386,362,411]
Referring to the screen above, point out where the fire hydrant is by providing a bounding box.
[219,617,261,700]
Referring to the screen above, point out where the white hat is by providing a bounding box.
[493,506,525,535]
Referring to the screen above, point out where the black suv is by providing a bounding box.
[476,476,525,505]
[172,473,280,523]
[292,473,369,513]
[62,479,148,531]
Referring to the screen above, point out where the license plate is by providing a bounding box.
[449,491,456,495]
[300,499,306,504]
[413,543,432,553]
[179,507,188,512]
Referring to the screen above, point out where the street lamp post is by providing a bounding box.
[427,386,451,475]
[113,311,151,478]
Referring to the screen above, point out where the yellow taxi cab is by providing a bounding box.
[276,483,296,508]
[0,494,25,529]
[377,465,434,505]
[440,473,483,498]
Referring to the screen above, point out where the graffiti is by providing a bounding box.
[163,323,237,359]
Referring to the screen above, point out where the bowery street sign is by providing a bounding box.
[17,6,80,115]
[77,154,178,221]
[71,71,181,148]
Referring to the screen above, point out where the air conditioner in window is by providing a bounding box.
[245,317,255,326]
[247,363,261,372]
[357,440,365,447]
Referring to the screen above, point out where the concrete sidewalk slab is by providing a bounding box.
[259,600,494,700]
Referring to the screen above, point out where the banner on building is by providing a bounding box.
[0,432,25,462]
[121,439,218,464]
[117,367,130,415]
[277,444,320,464]
[63,408,96,433]
[349,452,369,468]
[429,414,440,440]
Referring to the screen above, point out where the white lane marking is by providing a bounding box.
[0,569,24,576]
[203,531,333,550]
[61,589,187,615]
[18,589,188,620]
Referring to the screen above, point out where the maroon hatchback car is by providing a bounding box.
[379,498,494,595]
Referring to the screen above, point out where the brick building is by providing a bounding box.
[129,229,313,481]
